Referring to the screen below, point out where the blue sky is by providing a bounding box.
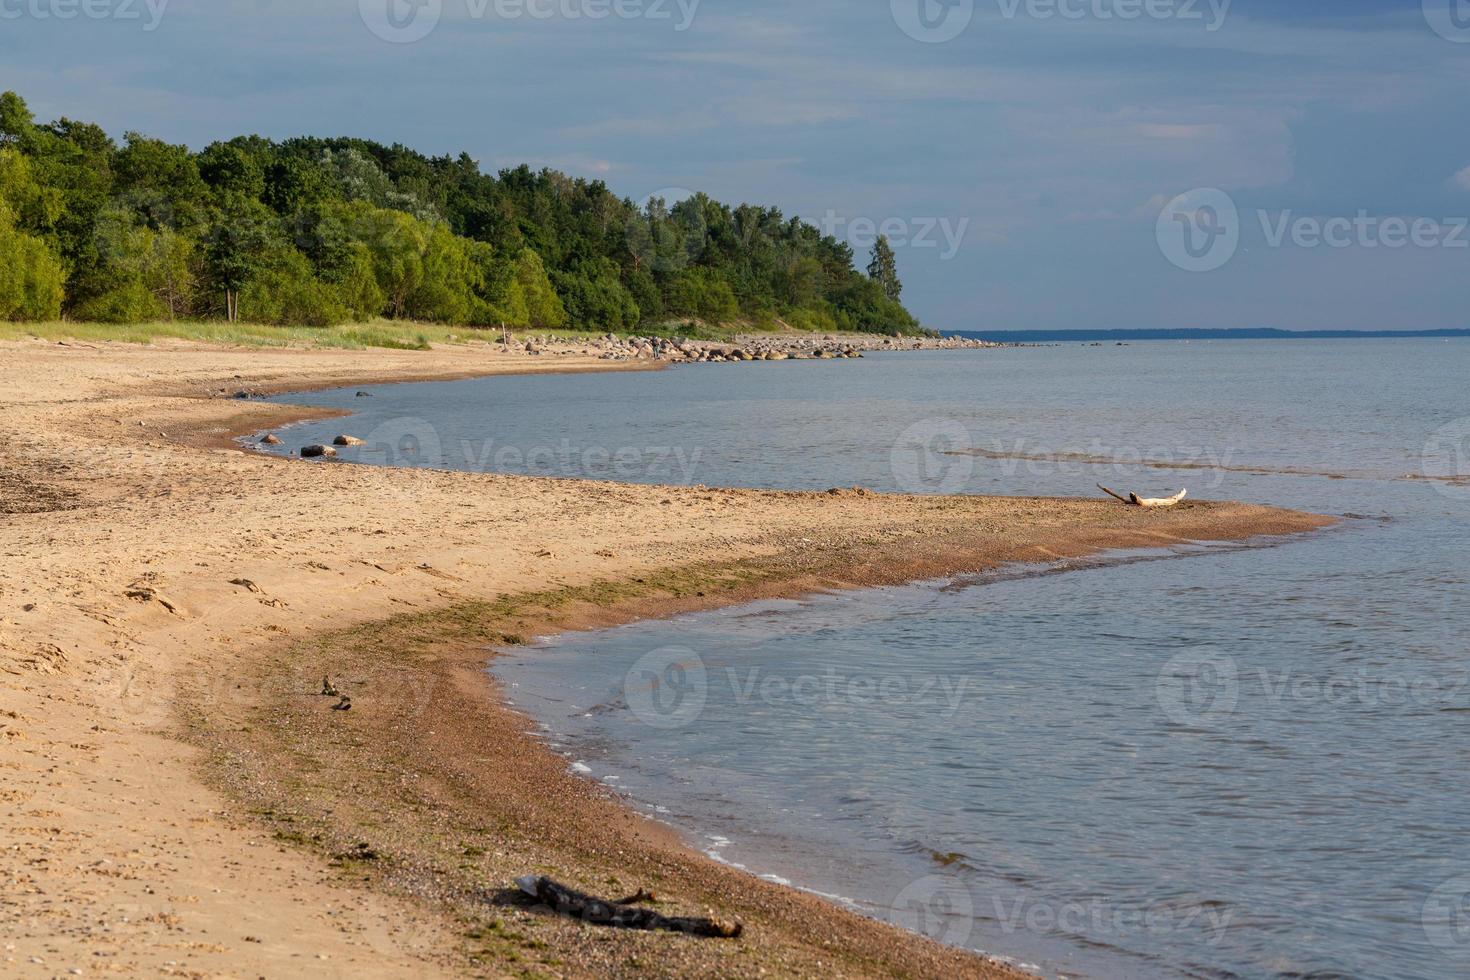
[3,0,1468,330]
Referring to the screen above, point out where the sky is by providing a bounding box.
[2,0,1468,331]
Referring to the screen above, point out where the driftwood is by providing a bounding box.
[515,875,743,938]
[1098,485,1188,508]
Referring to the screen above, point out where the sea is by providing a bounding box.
[262,339,1470,980]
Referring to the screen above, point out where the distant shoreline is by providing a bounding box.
[949,327,1470,343]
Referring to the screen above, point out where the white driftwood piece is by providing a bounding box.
[1097,485,1188,508]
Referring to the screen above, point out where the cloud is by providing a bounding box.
[1454,167,1470,192]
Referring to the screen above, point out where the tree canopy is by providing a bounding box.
[0,92,925,334]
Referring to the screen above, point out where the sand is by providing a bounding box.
[0,336,1334,978]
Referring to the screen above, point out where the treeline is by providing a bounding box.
[0,92,923,335]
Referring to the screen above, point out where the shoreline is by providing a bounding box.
[487,531,1346,976]
[0,338,1334,978]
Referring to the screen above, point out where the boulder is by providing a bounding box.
[333,435,365,447]
[260,433,282,446]
[300,445,337,459]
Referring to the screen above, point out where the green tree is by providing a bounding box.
[405,225,483,323]
[0,201,65,320]
[72,211,194,322]
[780,256,825,308]
[240,247,348,326]
[113,133,208,231]
[203,194,276,321]
[0,90,933,334]
[198,143,266,199]
[867,235,901,302]
[474,245,527,327]
[665,267,738,322]
[513,249,566,328]
[553,257,639,332]
[329,242,385,321]
[350,204,430,318]
[0,148,64,234]
[0,91,35,148]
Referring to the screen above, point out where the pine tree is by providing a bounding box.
[867,235,901,302]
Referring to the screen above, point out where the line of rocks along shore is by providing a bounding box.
[513,332,1003,363]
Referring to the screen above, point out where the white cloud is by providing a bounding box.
[1453,167,1470,192]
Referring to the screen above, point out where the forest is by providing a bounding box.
[0,92,923,336]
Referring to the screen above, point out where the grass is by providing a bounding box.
[0,318,604,350]
[0,316,919,350]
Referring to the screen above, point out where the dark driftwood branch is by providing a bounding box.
[515,875,743,938]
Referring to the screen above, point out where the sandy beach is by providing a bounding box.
[0,337,1334,978]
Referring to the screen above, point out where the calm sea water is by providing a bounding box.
[264,341,1470,980]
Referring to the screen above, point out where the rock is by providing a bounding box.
[332,435,365,447]
[355,391,373,398]
[260,433,281,446]
[300,445,337,459]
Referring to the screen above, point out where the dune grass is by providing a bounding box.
[0,319,611,350]
[0,318,872,350]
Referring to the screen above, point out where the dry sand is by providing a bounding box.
[0,337,1334,978]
